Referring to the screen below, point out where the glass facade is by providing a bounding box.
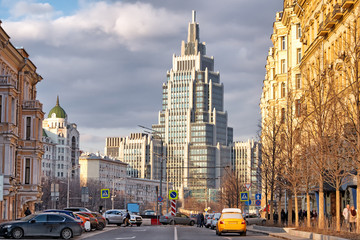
[153,11,233,200]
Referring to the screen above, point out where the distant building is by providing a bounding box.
[152,11,233,201]
[105,133,164,180]
[0,22,44,219]
[232,140,262,208]
[42,97,80,180]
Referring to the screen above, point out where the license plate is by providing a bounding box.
[229,222,237,224]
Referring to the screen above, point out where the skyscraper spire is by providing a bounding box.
[56,95,59,106]
[192,10,196,23]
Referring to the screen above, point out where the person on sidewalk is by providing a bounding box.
[342,204,350,231]
[196,213,201,227]
[349,206,356,232]
[200,212,205,227]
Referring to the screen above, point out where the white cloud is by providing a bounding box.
[9,1,60,20]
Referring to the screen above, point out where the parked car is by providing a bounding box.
[190,214,198,222]
[64,207,92,212]
[103,209,125,226]
[74,213,91,232]
[159,213,195,226]
[142,210,156,216]
[75,212,99,230]
[216,208,246,236]
[128,212,143,226]
[244,214,266,225]
[91,212,106,230]
[210,213,221,229]
[205,213,214,228]
[0,212,82,239]
[43,209,80,220]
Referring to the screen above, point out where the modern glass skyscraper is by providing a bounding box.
[152,11,233,200]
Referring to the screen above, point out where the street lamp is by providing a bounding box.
[111,177,125,209]
[67,164,80,208]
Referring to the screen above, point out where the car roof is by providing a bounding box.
[222,208,242,213]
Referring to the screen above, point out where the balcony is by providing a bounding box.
[318,22,330,36]
[23,100,43,110]
[324,13,337,29]
[0,75,17,88]
[332,4,344,20]
[342,0,355,9]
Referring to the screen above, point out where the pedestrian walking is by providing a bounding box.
[24,207,31,216]
[200,212,205,227]
[124,210,131,227]
[343,204,350,231]
[197,213,202,227]
[349,206,356,232]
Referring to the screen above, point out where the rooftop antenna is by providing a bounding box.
[192,10,196,23]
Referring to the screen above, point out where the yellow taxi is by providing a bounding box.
[216,208,246,236]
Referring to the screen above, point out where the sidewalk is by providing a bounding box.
[247,225,349,240]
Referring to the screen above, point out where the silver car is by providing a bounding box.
[244,214,266,225]
[205,213,214,228]
[103,209,125,226]
[210,213,221,229]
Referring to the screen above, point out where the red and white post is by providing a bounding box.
[171,200,176,216]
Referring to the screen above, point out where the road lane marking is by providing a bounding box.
[115,237,136,239]
[174,226,178,240]
[132,229,146,231]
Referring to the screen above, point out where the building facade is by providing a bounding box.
[232,140,262,193]
[0,22,44,219]
[152,11,233,201]
[105,133,164,180]
[42,97,80,180]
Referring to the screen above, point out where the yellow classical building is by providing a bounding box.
[0,21,44,220]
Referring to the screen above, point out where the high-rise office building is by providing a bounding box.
[152,11,233,200]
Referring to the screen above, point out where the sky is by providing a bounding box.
[0,0,283,153]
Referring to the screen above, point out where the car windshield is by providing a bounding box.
[222,213,243,219]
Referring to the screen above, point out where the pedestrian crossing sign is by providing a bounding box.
[101,189,110,198]
[240,191,249,201]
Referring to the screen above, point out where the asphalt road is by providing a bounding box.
[76,225,281,240]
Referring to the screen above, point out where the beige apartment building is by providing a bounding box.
[0,21,44,220]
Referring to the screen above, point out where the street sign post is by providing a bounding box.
[169,190,178,200]
[255,193,262,200]
[240,192,249,202]
[101,189,110,198]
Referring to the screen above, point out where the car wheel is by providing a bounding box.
[240,231,246,236]
[218,231,222,236]
[97,222,105,230]
[189,221,195,226]
[61,228,73,240]
[106,219,110,225]
[11,228,23,239]
[262,220,266,225]
[136,223,141,227]
[117,223,122,226]
[215,229,219,235]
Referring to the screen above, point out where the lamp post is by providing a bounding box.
[111,177,124,209]
[67,164,80,208]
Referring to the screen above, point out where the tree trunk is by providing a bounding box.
[288,192,292,225]
[269,200,274,224]
[306,191,311,228]
[357,173,360,233]
[336,189,340,232]
[294,191,299,227]
[278,191,282,226]
[318,177,325,229]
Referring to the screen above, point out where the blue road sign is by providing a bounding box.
[169,190,178,200]
[240,192,249,201]
[245,200,252,206]
[255,200,261,206]
[101,189,110,199]
[255,193,262,200]
[158,196,163,202]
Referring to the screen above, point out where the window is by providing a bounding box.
[281,83,286,98]
[297,48,302,64]
[296,24,301,39]
[296,74,301,89]
[34,215,47,222]
[281,108,285,123]
[26,117,31,140]
[281,59,286,73]
[48,215,65,222]
[25,158,31,184]
[281,36,286,50]
[295,99,301,117]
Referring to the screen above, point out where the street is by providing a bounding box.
[76,225,280,240]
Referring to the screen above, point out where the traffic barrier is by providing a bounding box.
[151,218,160,225]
